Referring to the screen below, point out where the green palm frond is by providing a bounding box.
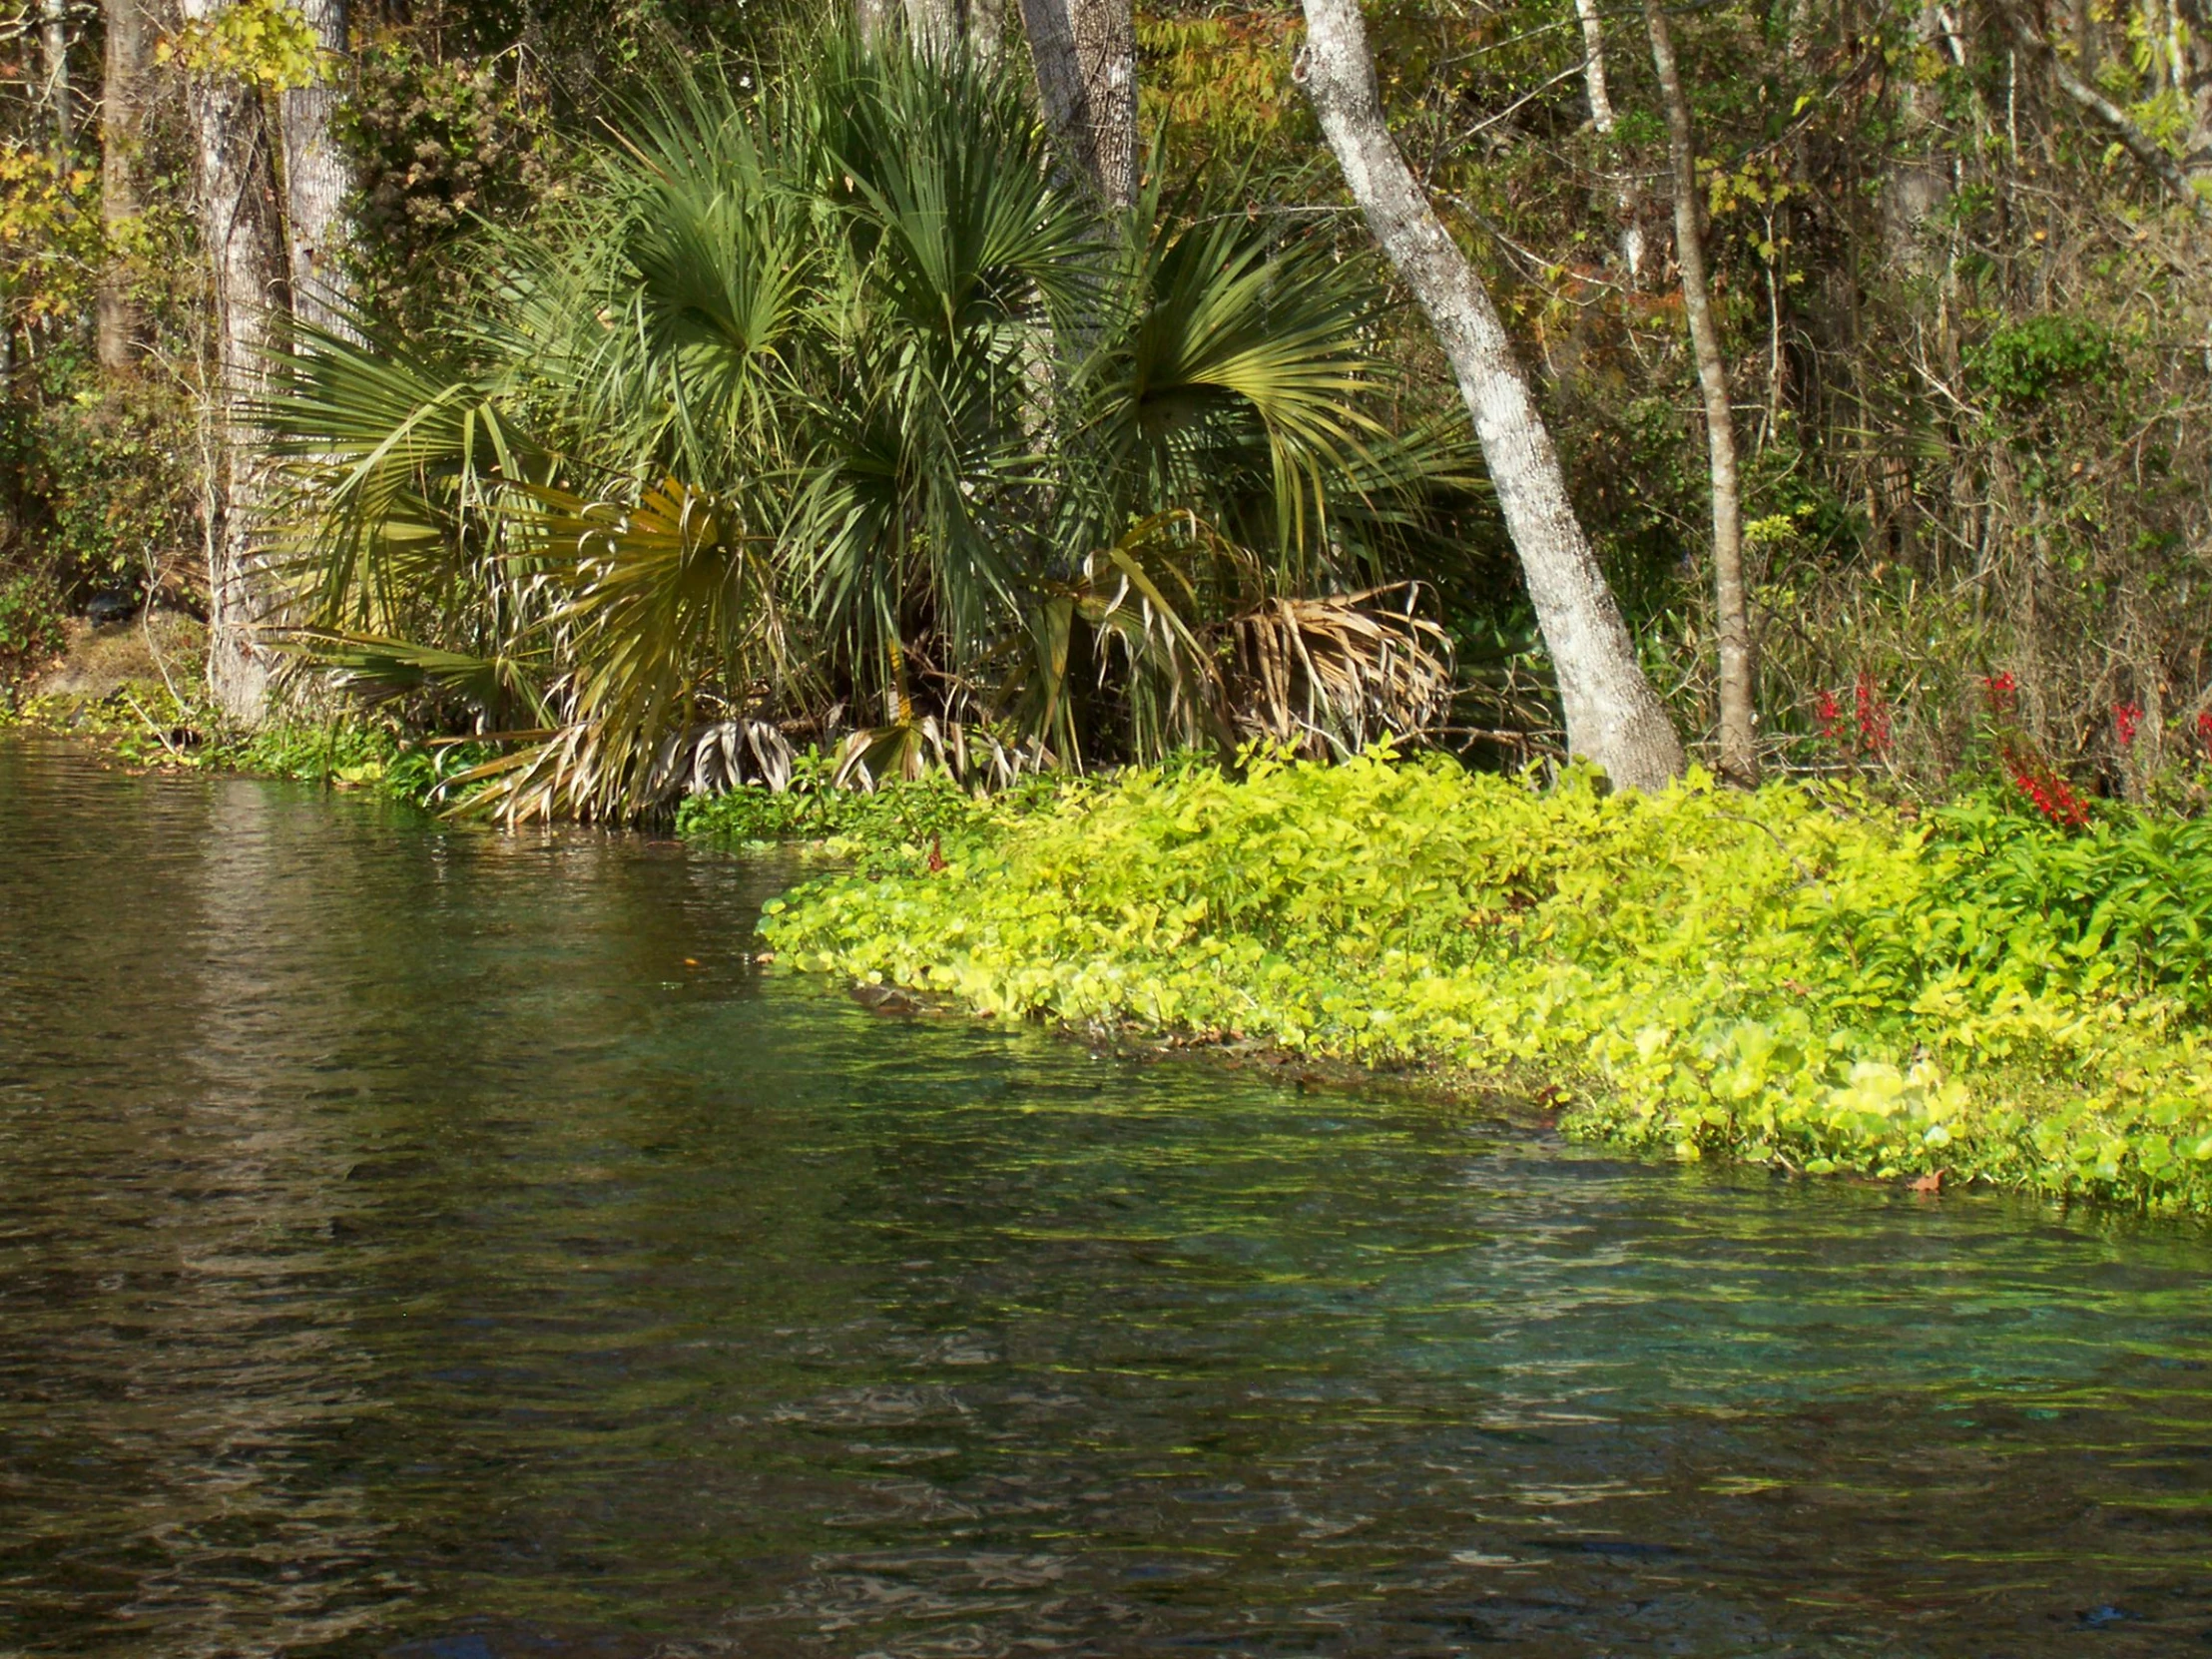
[253,27,1463,812]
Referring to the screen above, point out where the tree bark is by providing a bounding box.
[904,0,959,52]
[98,0,154,370]
[281,0,354,335]
[1644,0,1755,785]
[181,0,288,726]
[42,0,72,154]
[1297,0,1683,790]
[1882,1,1956,271]
[856,0,898,42]
[1572,0,1646,284]
[1018,0,1137,208]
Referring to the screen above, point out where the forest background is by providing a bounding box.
[0,0,2208,805]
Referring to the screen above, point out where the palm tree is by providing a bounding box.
[257,31,1467,819]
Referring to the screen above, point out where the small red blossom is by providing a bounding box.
[1999,742,2090,829]
[2113,701,2144,747]
[2197,710,2212,754]
[1815,689,1846,742]
[1981,672,2018,715]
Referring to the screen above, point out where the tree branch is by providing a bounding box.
[1999,1,2212,225]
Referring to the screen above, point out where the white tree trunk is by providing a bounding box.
[1572,0,1646,284]
[98,0,153,370]
[281,0,354,335]
[41,0,71,153]
[1298,0,1683,789]
[1018,0,1137,207]
[1646,0,1755,785]
[182,0,287,726]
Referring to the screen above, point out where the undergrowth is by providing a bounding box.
[4,685,489,813]
[676,751,1071,854]
[758,746,2212,1216]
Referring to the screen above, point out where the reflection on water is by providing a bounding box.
[4,737,2211,1658]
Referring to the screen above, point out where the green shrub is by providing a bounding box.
[762,747,2212,1215]
[677,754,1071,865]
[0,568,66,682]
[198,718,496,812]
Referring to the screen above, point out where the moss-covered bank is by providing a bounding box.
[745,748,2212,1216]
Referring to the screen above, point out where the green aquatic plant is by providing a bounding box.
[760,749,2212,1215]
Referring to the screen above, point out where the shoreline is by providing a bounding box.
[16,696,2212,1224]
[753,749,2212,1222]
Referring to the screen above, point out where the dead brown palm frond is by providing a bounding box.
[1222,583,1454,758]
[831,716,1036,792]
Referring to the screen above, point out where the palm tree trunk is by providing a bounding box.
[1644,0,1755,786]
[1297,0,1683,790]
[98,0,153,370]
[1017,0,1137,208]
[281,0,354,335]
[181,0,287,726]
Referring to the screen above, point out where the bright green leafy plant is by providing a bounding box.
[760,749,2212,1215]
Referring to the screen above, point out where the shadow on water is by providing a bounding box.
[4,736,2212,1657]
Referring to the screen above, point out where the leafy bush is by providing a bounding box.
[199,718,496,811]
[763,748,2212,1215]
[1928,791,2212,1016]
[678,754,1068,866]
[0,568,66,682]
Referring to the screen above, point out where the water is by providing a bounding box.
[4,738,2211,1658]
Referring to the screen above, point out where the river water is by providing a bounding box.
[4,737,2211,1657]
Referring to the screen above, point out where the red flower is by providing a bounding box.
[1999,741,2089,829]
[1815,690,1845,742]
[2197,710,2212,754]
[2113,702,2144,747]
[1981,672,2017,715]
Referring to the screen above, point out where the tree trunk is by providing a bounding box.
[1017,0,1137,208]
[281,0,354,335]
[1572,0,1645,284]
[856,0,897,42]
[1882,2,1955,271]
[182,0,287,726]
[42,0,72,154]
[98,0,154,370]
[1298,0,1683,790]
[904,0,959,52]
[1644,0,1755,786]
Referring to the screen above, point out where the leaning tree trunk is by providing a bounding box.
[98,0,154,369]
[1297,0,1683,790]
[1644,0,1755,786]
[1018,0,1137,208]
[281,0,354,335]
[182,0,287,726]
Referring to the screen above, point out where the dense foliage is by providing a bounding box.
[762,749,2212,1214]
[261,36,1467,820]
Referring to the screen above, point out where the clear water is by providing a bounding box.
[4,738,2212,1659]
